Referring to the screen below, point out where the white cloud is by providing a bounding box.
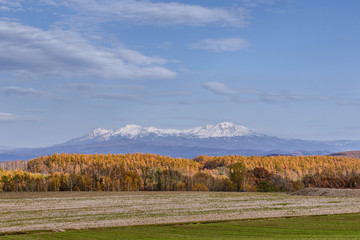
[0,20,176,80]
[189,37,251,52]
[45,0,248,27]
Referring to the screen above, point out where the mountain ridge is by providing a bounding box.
[65,122,258,144]
[1,122,360,161]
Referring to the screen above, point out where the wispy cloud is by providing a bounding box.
[189,37,251,52]
[242,0,278,7]
[0,6,10,11]
[96,93,153,104]
[0,0,23,11]
[260,95,329,104]
[0,86,68,102]
[202,82,260,95]
[95,89,194,104]
[43,0,248,28]
[202,81,340,105]
[202,82,239,95]
[62,83,147,91]
[24,108,46,113]
[336,99,360,107]
[176,99,226,105]
[157,42,172,50]
[151,90,194,97]
[0,87,41,96]
[0,20,176,80]
[241,0,294,14]
[0,112,39,123]
[57,82,195,105]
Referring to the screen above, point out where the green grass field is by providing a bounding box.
[2,213,360,240]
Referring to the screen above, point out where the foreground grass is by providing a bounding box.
[2,213,360,240]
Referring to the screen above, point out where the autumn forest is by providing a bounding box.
[1,153,360,192]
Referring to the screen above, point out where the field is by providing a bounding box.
[1,190,360,236]
[2,214,360,239]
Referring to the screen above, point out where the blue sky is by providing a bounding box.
[0,0,359,147]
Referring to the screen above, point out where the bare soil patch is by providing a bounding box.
[1,191,360,234]
[292,187,360,197]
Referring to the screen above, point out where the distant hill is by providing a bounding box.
[1,122,360,161]
[329,151,360,159]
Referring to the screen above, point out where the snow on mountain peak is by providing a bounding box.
[114,125,143,138]
[88,128,111,138]
[79,128,112,142]
[77,122,256,142]
[189,122,252,138]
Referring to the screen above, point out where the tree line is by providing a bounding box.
[1,153,360,192]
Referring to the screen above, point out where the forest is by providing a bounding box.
[1,153,360,192]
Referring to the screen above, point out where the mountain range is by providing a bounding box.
[1,122,360,161]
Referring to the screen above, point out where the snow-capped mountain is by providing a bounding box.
[2,122,360,161]
[69,122,258,143]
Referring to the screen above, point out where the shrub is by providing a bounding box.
[257,180,278,192]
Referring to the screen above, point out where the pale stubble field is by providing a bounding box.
[1,191,360,234]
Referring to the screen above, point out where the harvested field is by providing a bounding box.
[1,191,360,234]
[292,187,360,197]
